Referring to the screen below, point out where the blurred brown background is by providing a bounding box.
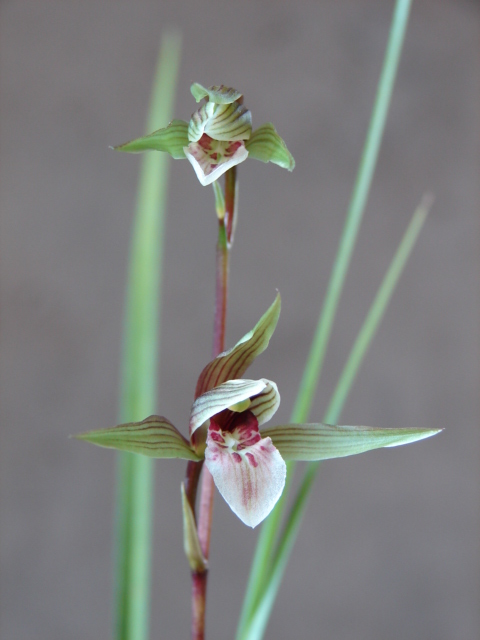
[1,1,479,639]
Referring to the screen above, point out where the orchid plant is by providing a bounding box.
[78,4,440,638]
[79,293,437,532]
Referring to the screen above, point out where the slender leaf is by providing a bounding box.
[236,3,413,636]
[240,195,431,640]
[114,32,182,640]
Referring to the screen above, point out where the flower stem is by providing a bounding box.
[190,169,234,640]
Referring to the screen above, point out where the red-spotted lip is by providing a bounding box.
[204,411,286,528]
[184,137,249,186]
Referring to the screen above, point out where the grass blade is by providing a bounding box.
[236,2,412,636]
[240,196,431,640]
[114,32,182,640]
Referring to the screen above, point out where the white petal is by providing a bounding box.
[204,422,286,528]
[184,140,248,186]
[189,379,267,437]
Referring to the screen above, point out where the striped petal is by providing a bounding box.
[75,415,200,460]
[195,293,281,398]
[261,423,443,461]
[246,123,295,171]
[189,378,278,437]
[205,414,286,528]
[114,120,189,159]
[190,83,243,105]
[188,101,252,142]
[184,137,248,186]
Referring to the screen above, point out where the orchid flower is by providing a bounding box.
[77,295,440,529]
[114,83,295,186]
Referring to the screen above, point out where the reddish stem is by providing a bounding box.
[191,572,207,640]
[189,169,234,640]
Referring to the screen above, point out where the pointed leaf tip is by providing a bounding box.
[76,415,200,460]
[114,120,189,158]
[261,424,442,461]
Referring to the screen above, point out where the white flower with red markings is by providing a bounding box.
[77,294,441,527]
[114,83,295,186]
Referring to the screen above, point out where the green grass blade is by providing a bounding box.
[114,32,182,640]
[239,196,431,640]
[236,2,412,636]
[292,0,412,423]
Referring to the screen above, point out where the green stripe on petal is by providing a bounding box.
[114,120,189,158]
[190,83,243,104]
[195,294,281,398]
[76,415,200,460]
[246,123,295,171]
[249,381,280,427]
[260,423,442,461]
[188,102,252,142]
[190,379,268,437]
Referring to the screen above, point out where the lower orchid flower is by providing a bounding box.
[77,294,441,528]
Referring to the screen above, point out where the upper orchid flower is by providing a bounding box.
[114,83,295,186]
[77,295,440,528]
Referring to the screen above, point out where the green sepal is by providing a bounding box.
[260,423,442,461]
[195,293,281,398]
[181,483,208,572]
[190,83,243,104]
[114,120,189,159]
[188,102,252,142]
[75,415,201,460]
[246,123,295,171]
[212,180,226,219]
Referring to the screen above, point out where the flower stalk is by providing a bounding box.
[190,168,234,640]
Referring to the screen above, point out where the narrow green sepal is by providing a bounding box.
[114,119,189,158]
[190,83,243,104]
[181,483,208,572]
[246,123,295,171]
[195,293,281,397]
[261,423,442,461]
[76,415,201,460]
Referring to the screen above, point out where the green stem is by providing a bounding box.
[237,2,412,636]
[241,197,431,640]
[114,32,181,640]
